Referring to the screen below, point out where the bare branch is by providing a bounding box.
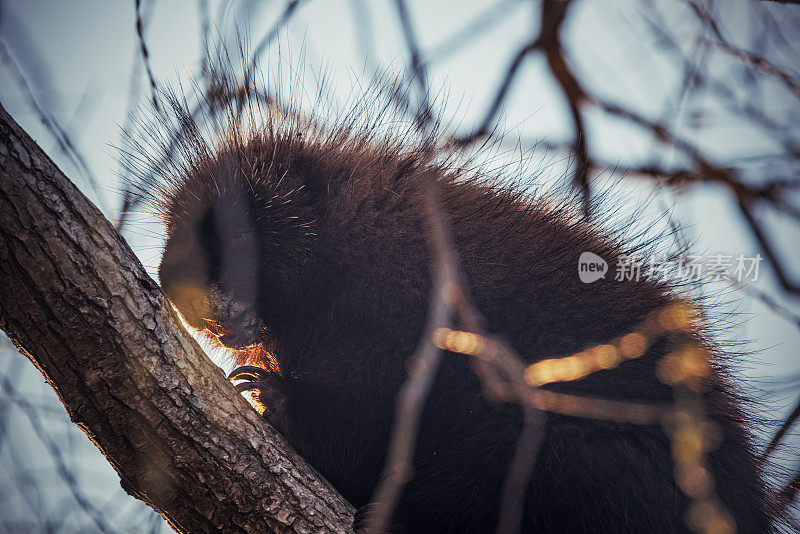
[135,0,160,111]
[737,199,800,296]
[393,0,433,128]
[691,1,800,100]
[363,177,458,533]
[762,396,800,462]
[0,39,100,201]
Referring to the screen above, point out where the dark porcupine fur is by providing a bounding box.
[122,53,780,533]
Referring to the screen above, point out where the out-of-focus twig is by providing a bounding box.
[536,0,591,215]
[0,39,100,202]
[762,396,800,463]
[690,1,800,100]
[363,176,459,533]
[393,0,433,129]
[0,375,115,534]
[737,199,800,297]
[135,0,160,111]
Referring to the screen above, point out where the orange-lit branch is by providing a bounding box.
[434,300,700,389]
[666,394,736,534]
[530,389,667,425]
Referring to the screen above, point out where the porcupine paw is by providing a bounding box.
[228,365,288,428]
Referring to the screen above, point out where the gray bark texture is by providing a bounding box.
[0,102,355,533]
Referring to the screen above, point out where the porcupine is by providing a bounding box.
[124,56,777,533]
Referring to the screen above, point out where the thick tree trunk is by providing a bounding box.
[0,103,355,533]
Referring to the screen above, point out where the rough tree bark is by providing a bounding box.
[0,103,355,533]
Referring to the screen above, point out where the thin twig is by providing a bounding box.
[135,0,160,111]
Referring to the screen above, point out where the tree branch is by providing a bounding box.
[0,102,355,533]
